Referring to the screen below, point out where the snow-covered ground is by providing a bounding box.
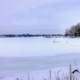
[0,66,79,80]
[0,37,79,80]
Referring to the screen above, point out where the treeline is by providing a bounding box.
[65,23,80,37]
[0,34,64,38]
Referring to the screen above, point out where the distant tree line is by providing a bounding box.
[65,23,80,37]
[0,34,64,38]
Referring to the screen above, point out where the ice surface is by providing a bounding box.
[0,37,80,57]
[0,37,79,80]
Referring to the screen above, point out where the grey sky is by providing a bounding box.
[0,0,80,34]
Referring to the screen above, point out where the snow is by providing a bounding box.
[0,37,80,57]
[0,37,79,80]
[0,67,70,80]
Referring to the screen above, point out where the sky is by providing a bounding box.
[0,0,80,34]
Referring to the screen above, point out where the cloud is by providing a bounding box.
[0,0,80,33]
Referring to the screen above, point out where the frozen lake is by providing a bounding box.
[0,37,80,57]
[0,37,79,80]
[0,37,80,70]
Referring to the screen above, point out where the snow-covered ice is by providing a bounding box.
[0,37,80,57]
[0,37,79,80]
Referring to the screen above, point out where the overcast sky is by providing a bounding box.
[0,0,80,34]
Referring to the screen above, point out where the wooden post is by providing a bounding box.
[70,64,72,80]
[49,69,52,80]
[28,72,30,80]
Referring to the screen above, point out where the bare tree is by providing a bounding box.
[65,23,80,37]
